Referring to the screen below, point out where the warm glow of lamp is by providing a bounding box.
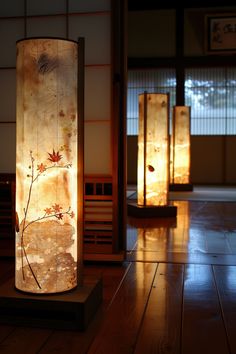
[170,106,191,184]
[15,38,82,294]
[137,92,169,206]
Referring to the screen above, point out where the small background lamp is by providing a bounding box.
[128,92,177,218]
[170,106,193,192]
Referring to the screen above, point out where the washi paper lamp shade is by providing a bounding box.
[128,92,177,218]
[137,92,169,206]
[170,106,192,191]
[15,38,82,294]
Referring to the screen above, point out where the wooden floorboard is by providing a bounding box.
[134,263,183,354]
[0,325,15,343]
[0,327,52,354]
[182,264,230,354]
[225,232,236,253]
[38,264,130,354]
[206,231,232,254]
[126,250,236,266]
[38,307,105,354]
[213,265,236,354]
[87,262,158,354]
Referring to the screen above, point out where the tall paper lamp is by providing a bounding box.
[170,106,193,191]
[128,92,177,218]
[15,38,83,294]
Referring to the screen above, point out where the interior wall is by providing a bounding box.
[128,9,176,57]
[191,136,224,184]
[127,136,236,185]
[225,136,236,184]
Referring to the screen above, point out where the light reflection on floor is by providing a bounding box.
[127,200,236,257]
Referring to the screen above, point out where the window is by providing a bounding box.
[185,67,236,135]
[127,69,176,135]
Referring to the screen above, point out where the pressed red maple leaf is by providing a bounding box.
[37,163,47,173]
[44,207,52,215]
[48,149,62,163]
[56,213,63,220]
[52,203,63,213]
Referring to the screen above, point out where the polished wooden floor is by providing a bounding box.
[1,196,236,353]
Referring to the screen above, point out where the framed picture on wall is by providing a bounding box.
[205,13,236,54]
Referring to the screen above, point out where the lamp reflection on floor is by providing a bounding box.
[127,201,189,254]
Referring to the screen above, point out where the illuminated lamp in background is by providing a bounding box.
[170,106,193,191]
[15,38,84,294]
[127,92,177,218]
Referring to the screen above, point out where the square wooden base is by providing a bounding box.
[169,183,193,192]
[0,275,102,331]
[127,202,177,218]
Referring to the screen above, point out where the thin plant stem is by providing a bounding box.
[20,152,41,288]
[24,207,71,232]
[20,151,72,290]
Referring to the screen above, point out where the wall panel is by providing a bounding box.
[0,19,24,67]
[128,10,175,57]
[184,9,205,56]
[27,16,67,38]
[225,137,236,184]
[68,0,110,13]
[191,136,224,184]
[0,0,24,17]
[68,13,111,65]
[84,122,111,174]
[85,66,111,121]
[0,124,16,173]
[0,69,16,122]
[26,0,66,15]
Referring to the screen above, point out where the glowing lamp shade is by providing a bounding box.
[137,92,169,206]
[15,38,82,294]
[170,106,191,184]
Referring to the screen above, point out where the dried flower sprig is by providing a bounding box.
[19,150,73,289]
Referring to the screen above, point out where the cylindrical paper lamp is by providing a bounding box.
[15,38,82,294]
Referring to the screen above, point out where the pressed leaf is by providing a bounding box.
[48,149,62,163]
